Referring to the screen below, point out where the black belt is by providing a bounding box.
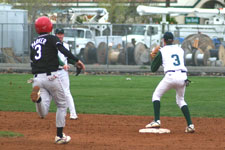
[34,72,52,77]
[165,70,186,74]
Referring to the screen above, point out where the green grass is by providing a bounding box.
[0,73,224,118]
[0,131,24,138]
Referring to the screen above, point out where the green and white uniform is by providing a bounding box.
[148,31,194,132]
[151,45,188,108]
[58,42,78,119]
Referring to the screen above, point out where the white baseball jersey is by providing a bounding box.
[58,42,70,66]
[160,45,187,73]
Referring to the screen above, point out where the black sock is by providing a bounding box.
[181,105,192,126]
[57,127,63,138]
[153,100,160,121]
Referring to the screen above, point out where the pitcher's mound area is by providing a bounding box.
[0,112,225,150]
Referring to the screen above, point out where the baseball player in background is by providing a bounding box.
[30,16,85,144]
[146,32,195,133]
[55,28,78,120]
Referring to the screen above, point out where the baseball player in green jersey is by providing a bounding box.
[55,28,78,120]
[146,32,195,133]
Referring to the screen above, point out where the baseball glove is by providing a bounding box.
[150,45,161,59]
[75,66,82,76]
[185,79,191,86]
[74,60,85,76]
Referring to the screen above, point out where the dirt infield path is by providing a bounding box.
[0,112,224,150]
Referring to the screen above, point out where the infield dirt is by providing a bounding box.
[0,112,224,150]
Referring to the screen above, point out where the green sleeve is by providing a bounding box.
[58,56,65,66]
[151,51,162,72]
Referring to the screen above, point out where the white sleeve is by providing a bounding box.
[63,42,70,51]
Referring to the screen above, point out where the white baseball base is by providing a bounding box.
[139,128,171,134]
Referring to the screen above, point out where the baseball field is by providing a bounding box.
[0,73,224,150]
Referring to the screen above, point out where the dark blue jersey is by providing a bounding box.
[30,34,79,74]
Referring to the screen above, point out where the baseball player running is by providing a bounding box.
[55,28,78,120]
[30,16,85,144]
[146,32,195,133]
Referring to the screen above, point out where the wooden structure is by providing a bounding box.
[1,48,22,63]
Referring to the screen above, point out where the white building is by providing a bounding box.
[0,4,28,55]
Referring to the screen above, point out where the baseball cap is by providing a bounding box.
[163,32,174,41]
[55,28,64,34]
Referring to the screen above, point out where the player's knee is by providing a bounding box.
[152,94,161,102]
[152,97,161,102]
[176,99,187,108]
[152,100,160,104]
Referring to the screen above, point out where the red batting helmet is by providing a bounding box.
[35,16,53,34]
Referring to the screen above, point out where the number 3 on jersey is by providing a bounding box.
[171,54,180,66]
[34,44,42,60]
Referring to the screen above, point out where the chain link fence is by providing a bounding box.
[1,23,225,67]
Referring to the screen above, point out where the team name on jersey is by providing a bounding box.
[31,38,47,48]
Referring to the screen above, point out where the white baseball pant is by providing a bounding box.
[152,71,188,108]
[32,71,67,127]
[57,69,77,117]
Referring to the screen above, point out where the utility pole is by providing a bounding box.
[166,0,170,7]
[161,0,170,34]
[166,0,170,22]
